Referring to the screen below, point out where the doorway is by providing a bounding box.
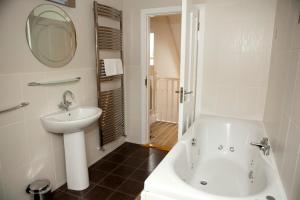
[140,5,205,149]
[147,14,181,150]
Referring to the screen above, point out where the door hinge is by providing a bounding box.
[144,77,147,87]
[197,22,200,31]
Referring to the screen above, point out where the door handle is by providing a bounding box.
[176,87,184,103]
[184,91,193,95]
[175,90,193,94]
[175,88,193,103]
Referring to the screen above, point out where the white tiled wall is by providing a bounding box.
[201,0,277,120]
[0,0,124,199]
[263,0,300,199]
[0,163,4,200]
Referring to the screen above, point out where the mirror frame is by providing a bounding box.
[25,4,77,68]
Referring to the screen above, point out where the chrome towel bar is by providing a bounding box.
[28,77,81,86]
[0,102,30,114]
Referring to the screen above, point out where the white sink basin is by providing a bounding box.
[40,106,102,191]
[41,106,102,133]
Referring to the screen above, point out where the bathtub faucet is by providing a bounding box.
[191,138,196,146]
[250,137,270,156]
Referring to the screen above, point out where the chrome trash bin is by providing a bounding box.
[26,179,52,200]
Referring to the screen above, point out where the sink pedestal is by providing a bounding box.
[41,106,102,191]
[63,131,89,190]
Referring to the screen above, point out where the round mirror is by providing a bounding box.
[25,4,77,68]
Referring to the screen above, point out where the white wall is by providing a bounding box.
[0,0,124,199]
[168,15,182,54]
[151,16,180,78]
[200,0,277,120]
[263,0,300,199]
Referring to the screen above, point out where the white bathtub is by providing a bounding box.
[142,115,287,200]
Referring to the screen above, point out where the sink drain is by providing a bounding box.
[200,181,207,185]
[266,196,275,200]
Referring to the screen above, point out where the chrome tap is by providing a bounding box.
[250,137,270,156]
[58,90,74,111]
[191,138,196,146]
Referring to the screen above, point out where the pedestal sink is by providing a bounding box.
[41,106,102,191]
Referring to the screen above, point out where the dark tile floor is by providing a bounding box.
[52,142,168,200]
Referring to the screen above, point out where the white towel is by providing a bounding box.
[115,59,124,75]
[103,59,123,76]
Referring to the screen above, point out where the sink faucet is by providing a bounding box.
[250,137,270,156]
[59,90,74,111]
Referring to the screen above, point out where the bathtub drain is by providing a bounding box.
[266,196,275,200]
[200,181,207,185]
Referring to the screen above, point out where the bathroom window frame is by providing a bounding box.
[149,32,155,66]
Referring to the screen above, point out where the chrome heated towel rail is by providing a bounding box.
[94,2,126,148]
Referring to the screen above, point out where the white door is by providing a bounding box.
[178,0,199,137]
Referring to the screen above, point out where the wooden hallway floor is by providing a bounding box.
[150,121,178,150]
